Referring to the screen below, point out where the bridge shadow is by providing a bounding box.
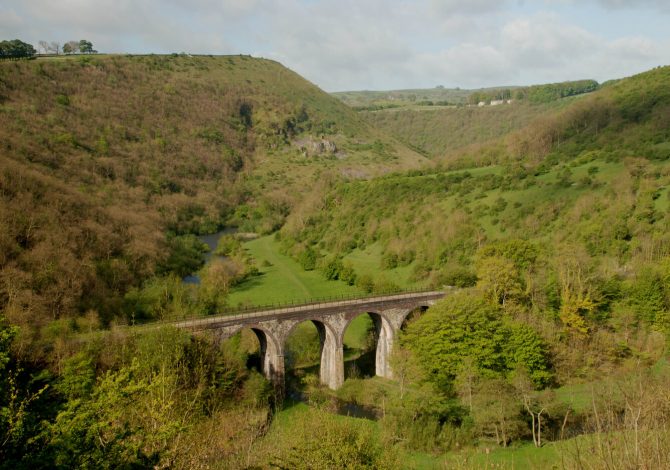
[344,348,376,379]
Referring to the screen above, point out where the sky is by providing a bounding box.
[2,0,669,91]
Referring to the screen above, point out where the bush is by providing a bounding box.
[437,266,477,288]
[339,262,357,286]
[298,246,318,270]
[213,234,241,256]
[373,277,400,294]
[381,252,399,269]
[321,256,344,281]
[267,408,399,469]
[356,274,375,293]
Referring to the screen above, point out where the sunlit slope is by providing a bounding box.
[279,66,670,283]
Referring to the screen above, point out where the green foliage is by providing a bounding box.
[402,293,551,391]
[298,245,318,270]
[285,323,321,369]
[626,266,667,327]
[55,94,70,106]
[505,325,553,387]
[470,377,526,446]
[124,274,192,322]
[159,234,208,277]
[46,358,179,468]
[477,239,538,271]
[372,276,400,294]
[355,273,375,293]
[56,353,96,400]
[518,80,599,104]
[0,317,16,375]
[0,39,36,59]
[78,40,95,54]
[321,256,344,281]
[1,319,50,465]
[476,255,524,305]
[213,234,241,256]
[339,262,357,286]
[267,408,399,469]
[436,265,478,287]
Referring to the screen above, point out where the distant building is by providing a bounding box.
[478,101,486,107]
[490,99,504,106]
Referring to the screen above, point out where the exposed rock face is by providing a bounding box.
[311,138,337,155]
[296,136,338,157]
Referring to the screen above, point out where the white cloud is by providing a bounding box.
[1,0,669,90]
[501,14,597,69]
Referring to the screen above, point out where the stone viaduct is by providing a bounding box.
[174,290,447,390]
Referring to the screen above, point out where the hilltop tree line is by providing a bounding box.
[468,79,599,105]
[0,38,96,59]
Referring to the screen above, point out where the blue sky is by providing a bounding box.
[2,0,669,91]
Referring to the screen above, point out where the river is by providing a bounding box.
[182,227,237,284]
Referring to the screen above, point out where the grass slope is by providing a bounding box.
[227,235,363,306]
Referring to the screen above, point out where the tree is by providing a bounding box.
[268,408,398,468]
[401,293,508,391]
[78,39,95,54]
[556,248,596,336]
[476,255,523,306]
[38,40,49,54]
[0,39,36,59]
[388,347,424,400]
[1,318,48,462]
[511,368,555,447]
[402,293,551,392]
[454,356,480,412]
[471,378,525,446]
[48,41,60,54]
[63,41,79,54]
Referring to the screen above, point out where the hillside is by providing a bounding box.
[281,66,670,285]
[444,66,670,169]
[0,54,426,336]
[362,100,573,157]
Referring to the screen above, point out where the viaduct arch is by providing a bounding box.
[174,290,447,390]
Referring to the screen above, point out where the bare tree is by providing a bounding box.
[38,40,49,54]
[63,40,79,54]
[48,41,60,55]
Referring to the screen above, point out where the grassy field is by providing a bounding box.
[341,242,425,289]
[227,235,364,306]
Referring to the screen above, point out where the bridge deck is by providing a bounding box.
[174,290,446,331]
